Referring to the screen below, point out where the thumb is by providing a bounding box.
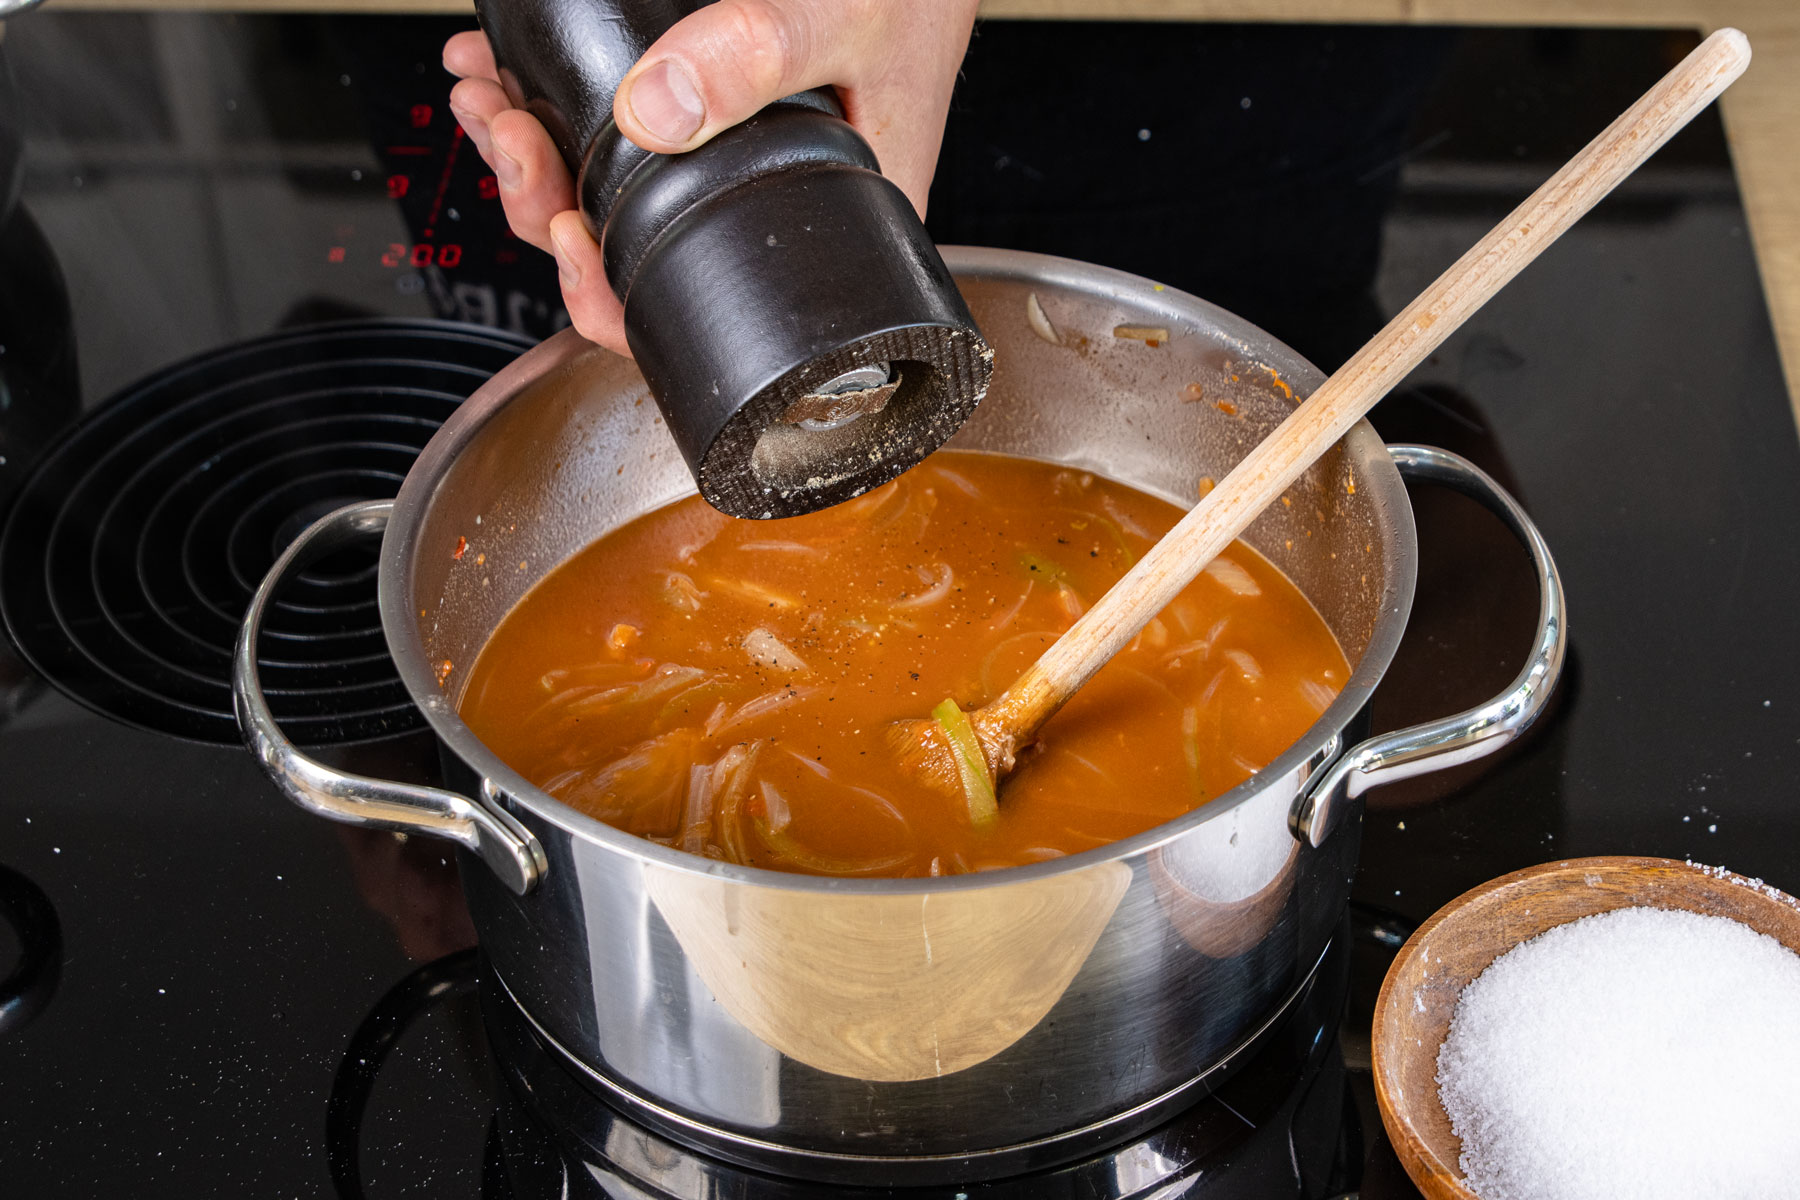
[613,0,854,154]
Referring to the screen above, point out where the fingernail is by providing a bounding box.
[549,224,582,290]
[493,143,523,191]
[626,60,704,145]
[449,103,492,159]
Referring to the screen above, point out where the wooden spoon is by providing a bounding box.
[896,27,1751,804]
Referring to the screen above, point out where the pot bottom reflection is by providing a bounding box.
[480,921,1355,1198]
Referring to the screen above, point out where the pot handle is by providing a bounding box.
[1290,445,1567,848]
[232,500,546,895]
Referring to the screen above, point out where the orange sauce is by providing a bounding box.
[460,451,1348,877]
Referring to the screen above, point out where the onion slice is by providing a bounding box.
[1203,557,1262,597]
[1181,706,1205,804]
[893,562,955,610]
[1026,292,1062,345]
[708,685,817,737]
[662,572,705,612]
[1299,679,1339,714]
[752,817,910,876]
[737,540,822,556]
[708,576,801,610]
[743,628,808,672]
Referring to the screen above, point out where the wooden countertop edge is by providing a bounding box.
[28,0,1800,431]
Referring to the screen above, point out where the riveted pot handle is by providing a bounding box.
[232,500,546,895]
[1290,445,1567,848]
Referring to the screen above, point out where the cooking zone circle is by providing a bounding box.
[0,320,531,744]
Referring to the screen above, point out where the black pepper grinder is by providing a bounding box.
[475,0,993,519]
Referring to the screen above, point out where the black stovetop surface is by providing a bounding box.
[2,14,1797,1198]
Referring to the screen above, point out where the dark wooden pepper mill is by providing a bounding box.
[475,0,993,518]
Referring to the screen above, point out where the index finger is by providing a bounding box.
[443,29,499,82]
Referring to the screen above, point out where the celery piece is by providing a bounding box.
[1017,551,1067,582]
[1062,512,1137,566]
[931,699,999,828]
[1091,515,1137,566]
[752,817,910,876]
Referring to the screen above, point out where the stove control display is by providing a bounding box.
[320,60,569,343]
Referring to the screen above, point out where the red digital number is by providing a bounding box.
[381,243,465,269]
[386,174,410,199]
[410,104,433,129]
[477,174,500,201]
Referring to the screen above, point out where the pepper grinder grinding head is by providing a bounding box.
[475,0,994,519]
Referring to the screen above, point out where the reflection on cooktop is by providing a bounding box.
[323,939,1364,1199]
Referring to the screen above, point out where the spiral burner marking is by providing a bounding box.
[0,321,534,745]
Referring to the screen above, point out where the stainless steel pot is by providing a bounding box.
[234,248,1564,1181]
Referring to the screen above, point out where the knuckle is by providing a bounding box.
[718,2,803,98]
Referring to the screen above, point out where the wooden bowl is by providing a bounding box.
[1372,855,1800,1200]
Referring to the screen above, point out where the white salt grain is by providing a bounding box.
[1436,906,1800,1200]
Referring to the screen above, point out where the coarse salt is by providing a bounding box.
[1436,905,1800,1199]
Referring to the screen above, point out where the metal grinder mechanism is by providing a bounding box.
[475,0,994,518]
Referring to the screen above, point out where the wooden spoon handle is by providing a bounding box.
[982,27,1750,748]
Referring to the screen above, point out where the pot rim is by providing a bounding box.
[380,246,1417,895]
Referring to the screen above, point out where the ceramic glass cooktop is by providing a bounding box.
[1,15,1795,1197]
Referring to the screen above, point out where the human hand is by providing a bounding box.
[444,0,981,357]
